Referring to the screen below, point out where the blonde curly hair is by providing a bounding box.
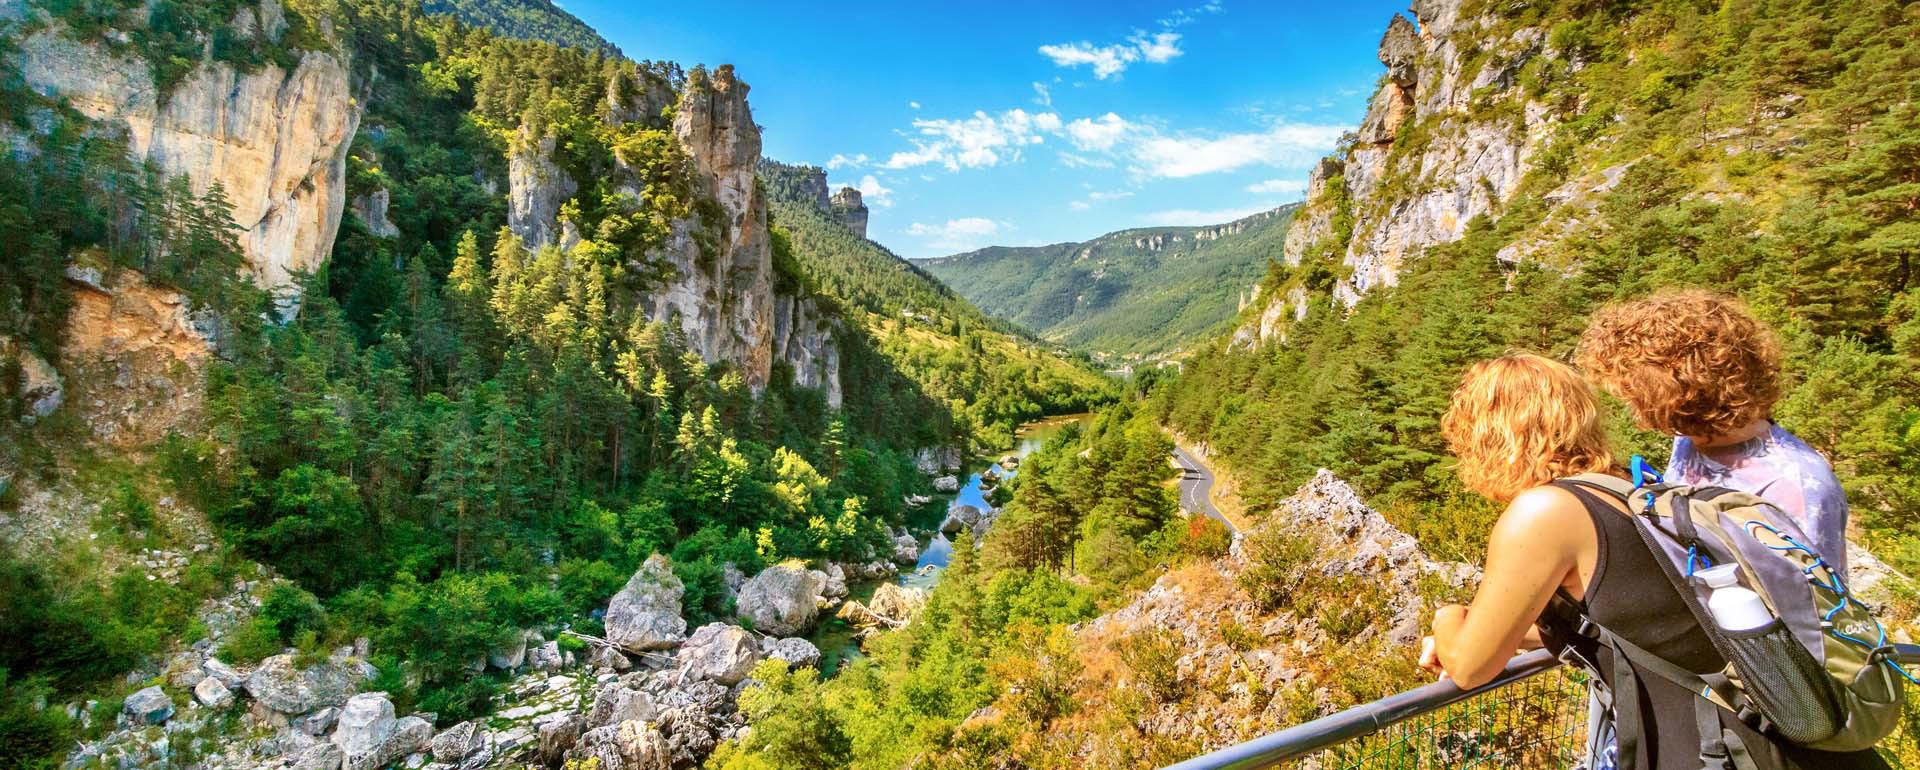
[1442,353,1618,502]
[1575,289,1781,441]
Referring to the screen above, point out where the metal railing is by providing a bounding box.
[1164,644,1920,770]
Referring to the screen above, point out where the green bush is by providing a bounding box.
[1118,628,1185,704]
[260,584,327,642]
[1238,527,1318,613]
[218,617,283,664]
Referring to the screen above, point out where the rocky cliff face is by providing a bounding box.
[828,187,868,239]
[1265,0,1552,322]
[16,5,358,311]
[507,66,841,403]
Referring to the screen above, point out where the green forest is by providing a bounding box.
[916,205,1299,358]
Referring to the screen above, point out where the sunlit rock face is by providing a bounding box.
[1281,0,1555,307]
[18,11,357,311]
[506,65,842,403]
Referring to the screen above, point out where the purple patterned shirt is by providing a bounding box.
[1667,423,1849,575]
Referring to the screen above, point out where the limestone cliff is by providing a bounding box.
[1243,0,1554,342]
[829,187,868,239]
[16,4,358,310]
[507,65,842,404]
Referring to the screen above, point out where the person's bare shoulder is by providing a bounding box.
[1490,485,1591,553]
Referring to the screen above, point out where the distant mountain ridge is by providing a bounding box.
[421,0,619,54]
[914,204,1299,359]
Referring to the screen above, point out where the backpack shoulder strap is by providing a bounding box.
[1565,472,1635,498]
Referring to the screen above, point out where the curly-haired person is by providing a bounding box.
[1576,289,1850,573]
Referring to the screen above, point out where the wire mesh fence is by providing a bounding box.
[1312,668,1590,769]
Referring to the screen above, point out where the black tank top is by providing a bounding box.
[1541,481,1889,770]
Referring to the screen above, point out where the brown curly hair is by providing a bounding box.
[1575,289,1782,440]
[1442,354,1617,502]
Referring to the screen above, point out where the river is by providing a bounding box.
[808,412,1092,673]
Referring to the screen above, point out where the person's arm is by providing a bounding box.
[1425,486,1589,689]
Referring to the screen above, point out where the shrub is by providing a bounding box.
[1181,516,1233,560]
[260,583,326,642]
[1220,619,1263,652]
[1238,527,1318,612]
[1118,629,1185,703]
[218,617,283,664]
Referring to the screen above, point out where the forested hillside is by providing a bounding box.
[0,2,1109,767]
[421,0,618,54]
[759,160,1115,447]
[1154,0,1920,570]
[915,205,1298,359]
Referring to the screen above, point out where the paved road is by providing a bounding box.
[1171,445,1236,533]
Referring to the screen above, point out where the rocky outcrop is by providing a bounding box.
[829,186,869,239]
[507,66,842,403]
[507,131,577,251]
[605,555,688,652]
[247,654,356,716]
[1279,0,1556,305]
[19,14,358,308]
[350,188,399,238]
[837,582,927,631]
[2,336,62,422]
[46,267,216,448]
[772,294,842,407]
[1071,470,1474,750]
[734,564,825,636]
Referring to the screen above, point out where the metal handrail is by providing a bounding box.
[1162,643,1920,770]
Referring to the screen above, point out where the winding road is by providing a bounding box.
[1171,445,1237,533]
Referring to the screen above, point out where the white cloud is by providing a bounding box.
[1064,112,1135,151]
[1032,81,1052,107]
[1245,178,1307,196]
[1144,203,1278,226]
[825,153,868,170]
[1159,0,1224,28]
[1130,122,1347,178]
[1135,31,1183,63]
[909,101,922,110]
[1039,31,1183,79]
[881,109,1059,171]
[846,174,894,207]
[906,217,1005,250]
[1068,189,1134,211]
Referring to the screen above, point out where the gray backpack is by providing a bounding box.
[1548,460,1909,770]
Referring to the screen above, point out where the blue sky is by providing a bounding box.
[562,0,1407,258]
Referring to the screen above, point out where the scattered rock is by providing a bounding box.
[528,640,564,673]
[122,685,173,725]
[584,684,656,730]
[202,658,244,688]
[765,637,822,669]
[332,692,398,761]
[814,563,848,601]
[248,654,354,715]
[677,623,764,685]
[891,532,921,564]
[429,721,486,764]
[868,583,928,624]
[605,555,688,652]
[296,706,340,736]
[289,742,345,770]
[588,645,632,671]
[193,677,234,709]
[572,719,671,770]
[537,714,583,765]
[735,565,825,636]
[932,475,961,493]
